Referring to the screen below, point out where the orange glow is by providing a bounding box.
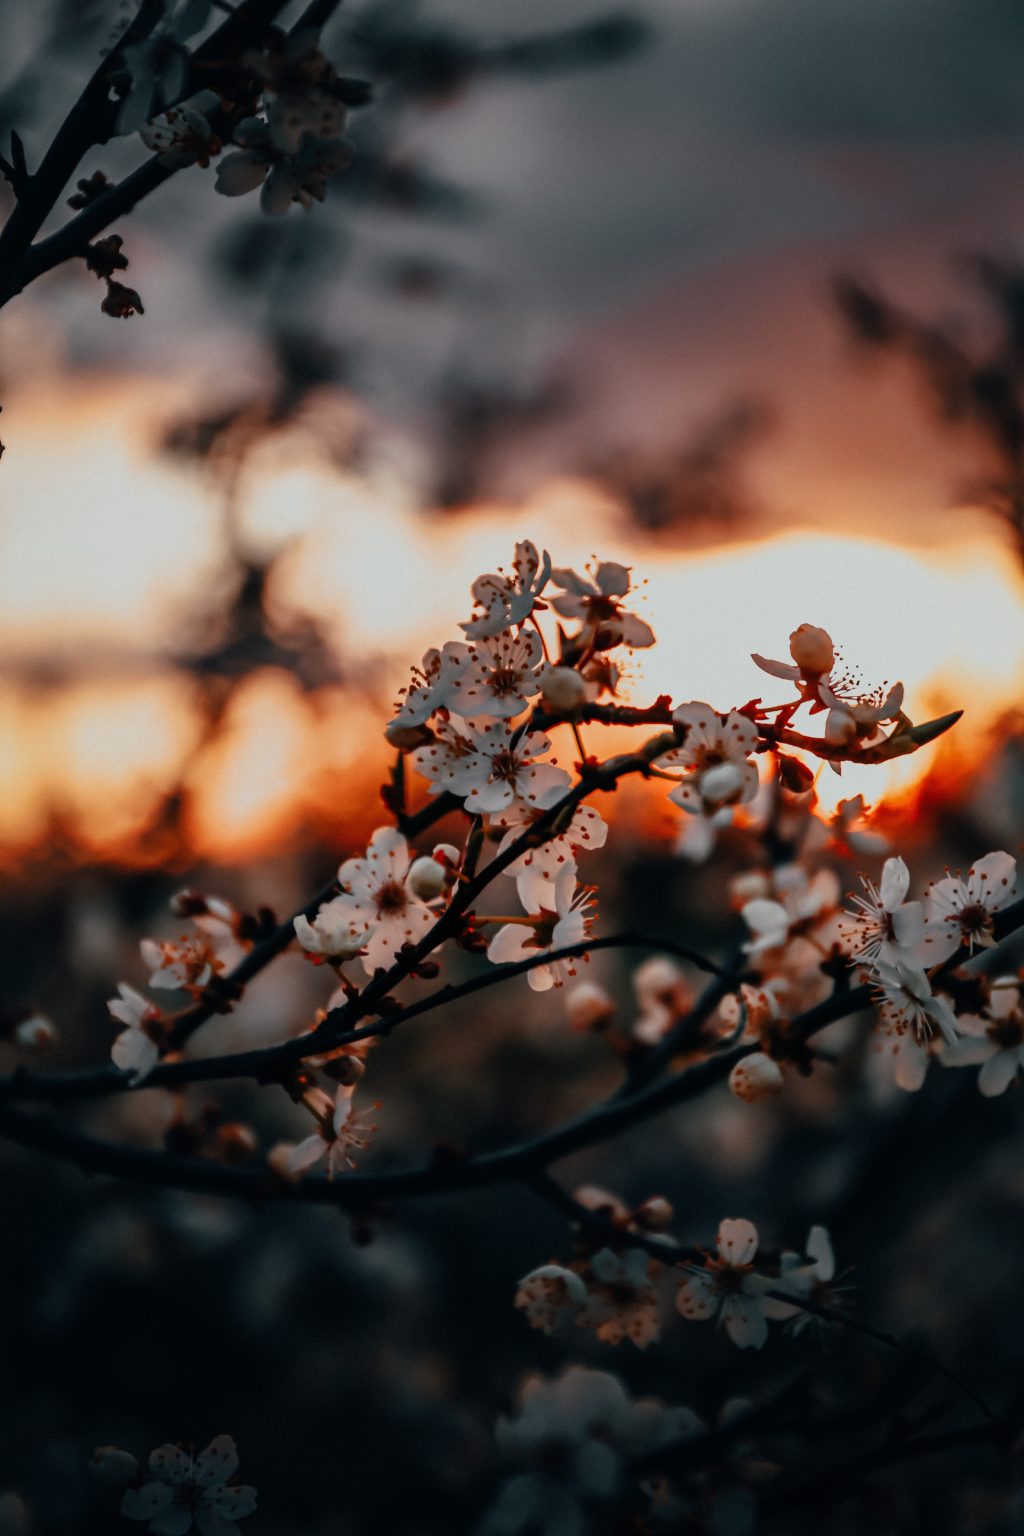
[2,374,1023,867]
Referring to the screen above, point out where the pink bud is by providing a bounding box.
[788,624,835,676]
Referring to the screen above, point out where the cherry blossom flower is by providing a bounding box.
[657,703,759,814]
[444,628,544,718]
[630,955,695,1045]
[942,979,1024,1095]
[140,922,243,996]
[819,678,904,747]
[215,118,350,215]
[873,958,959,1047]
[773,1225,839,1335]
[116,1,212,135]
[140,90,221,167]
[487,867,594,989]
[492,798,607,908]
[121,1434,256,1535]
[107,984,164,1083]
[753,626,905,749]
[331,827,436,971]
[482,1367,692,1536]
[293,898,372,962]
[549,561,655,649]
[415,721,571,814]
[828,794,890,857]
[676,1219,780,1349]
[579,1247,661,1348]
[389,642,471,734]
[461,541,551,639]
[515,1263,588,1334]
[286,1084,377,1178]
[877,1025,946,1093]
[742,864,841,958]
[841,856,925,967]
[250,29,350,152]
[919,851,1018,963]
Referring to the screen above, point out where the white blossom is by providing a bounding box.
[107,984,163,1083]
[580,1247,661,1348]
[515,1264,588,1334]
[919,851,1018,963]
[286,1084,377,1178]
[873,958,959,1047]
[942,979,1024,1095]
[444,628,544,718]
[482,1367,691,1536]
[414,721,570,814]
[215,117,350,215]
[841,856,924,966]
[330,827,436,971]
[140,90,220,167]
[658,703,759,813]
[121,1434,256,1535]
[492,798,607,909]
[487,866,594,990]
[293,899,372,962]
[461,542,551,638]
[676,1219,781,1349]
[549,561,655,649]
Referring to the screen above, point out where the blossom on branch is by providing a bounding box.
[676,1218,785,1349]
[460,541,551,638]
[487,866,594,989]
[657,702,759,814]
[331,827,437,971]
[120,1434,256,1535]
[549,561,654,649]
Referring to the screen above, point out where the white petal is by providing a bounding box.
[979,1049,1020,1097]
[717,1218,758,1266]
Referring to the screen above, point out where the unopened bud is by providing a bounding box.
[788,624,835,676]
[408,855,449,901]
[729,871,771,908]
[267,1143,302,1183]
[777,754,815,793]
[14,1014,56,1050]
[729,1052,784,1103]
[539,665,588,712]
[90,1446,139,1490]
[565,982,615,1031]
[636,1196,674,1230]
[215,1122,258,1163]
[385,718,433,751]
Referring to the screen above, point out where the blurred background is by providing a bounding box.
[1,0,1024,1531]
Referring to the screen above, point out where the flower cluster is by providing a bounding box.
[841,851,1018,1091]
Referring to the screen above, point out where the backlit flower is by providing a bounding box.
[487,867,594,990]
[549,561,654,649]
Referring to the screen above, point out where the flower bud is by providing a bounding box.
[788,624,834,676]
[729,1052,784,1103]
[776,754,815,794]
[700,762,744,807]
[635,1196,674,1230]
[573,1184,629,1219]
[539,665,588,711]
[433,843,461,868]
[14,1014,56,1050]
[384,718,433,750]
[90,1447,139,1490]
[267,1143,302,1183]
[215,1122,258,1163]
[408,855,449,901]
[565,981,615,1031]
[633,956,688,1010]
[294,902,369,961]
